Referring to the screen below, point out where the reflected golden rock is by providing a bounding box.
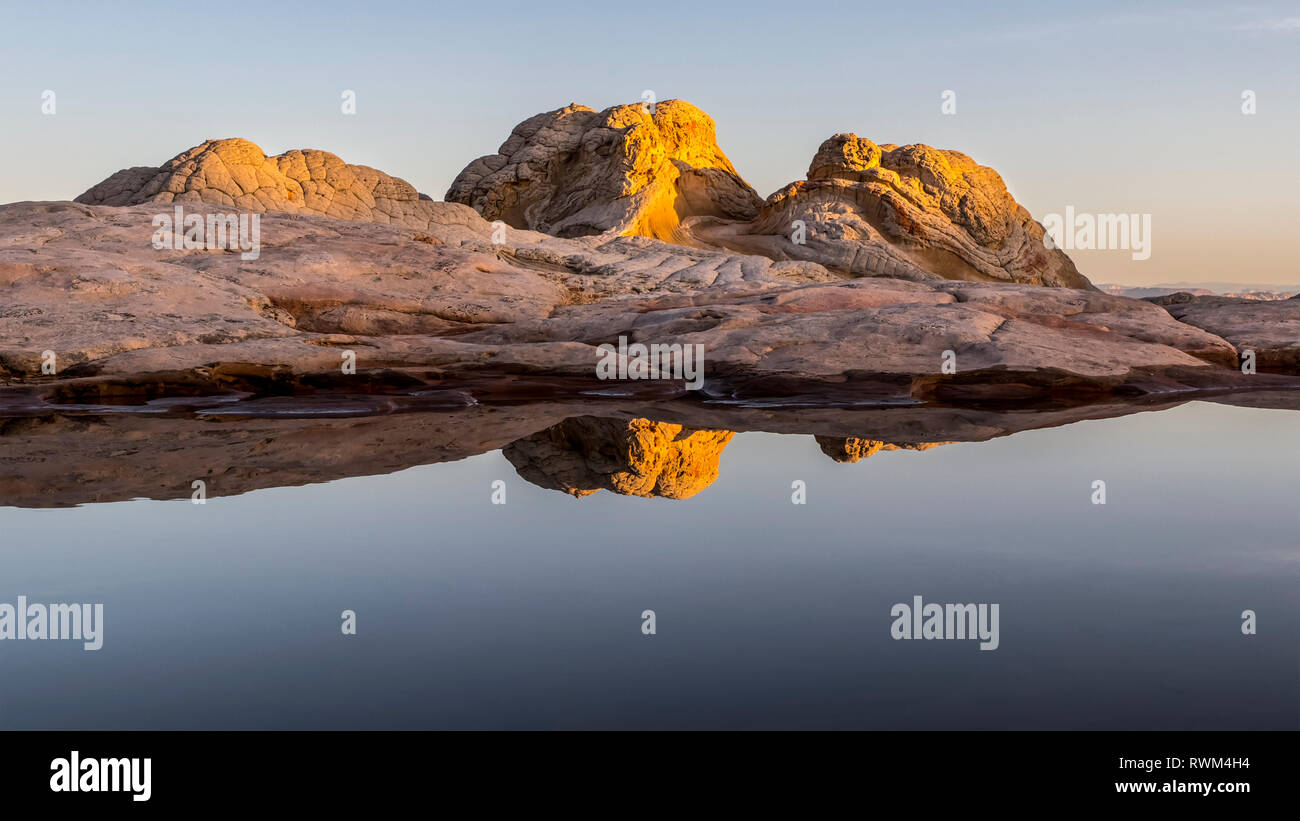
[815,436,951,463]
[503,417,733,499]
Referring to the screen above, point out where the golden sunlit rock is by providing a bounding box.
[502,416,734,499]
[446,100,762,242]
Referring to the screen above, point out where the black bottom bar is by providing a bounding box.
[4,730,1292,808]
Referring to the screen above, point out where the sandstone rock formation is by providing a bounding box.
[82,116,1090,289]
[1,127,1294,510]
[446,100,762,242]
[449,104,1092,288]
[6,126,1298,419]
[75,138,442,228]
[692,134,1093,288]
[502,416,733,499]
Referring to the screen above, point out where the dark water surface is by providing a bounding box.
[1,400,1296,729]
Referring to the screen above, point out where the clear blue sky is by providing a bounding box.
[2,0,1296,285]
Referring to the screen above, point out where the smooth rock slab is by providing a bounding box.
[1149,293,1300,371]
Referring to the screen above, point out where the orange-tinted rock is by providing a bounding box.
[502,416,733,499]
[446,100,762,241]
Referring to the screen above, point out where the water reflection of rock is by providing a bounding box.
[815,436,951,463]
[3,391,1297,508]
[503,417,733,499]
[504,418,955,499]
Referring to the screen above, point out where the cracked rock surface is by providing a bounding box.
[76,138,443,228]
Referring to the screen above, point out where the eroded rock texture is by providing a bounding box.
[449,104,1093,288]
[446,100,763,241]
[694,134,1093,288]
[75,138,441,228]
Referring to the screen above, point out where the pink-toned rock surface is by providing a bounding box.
[1149,293,1300,371]
[1,199,1266,410]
